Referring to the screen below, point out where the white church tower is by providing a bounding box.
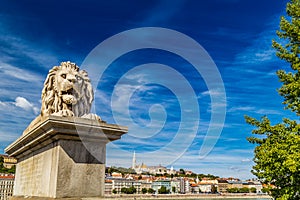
[132,151,136,169]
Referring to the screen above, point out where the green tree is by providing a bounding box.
[158,186,170,194]
[239,187,250,193]
[245,1,300,199]
[172,186,176,193]
[112,189,117,194]
[121,187,128,194]
[141,188,147,194]
[127,186,137,194]
[227,188,238,193]
[121,186,136,194]
[262,187,270,194]
[148,188,155,194]
[179,168,185,175]
[250,187,257,193]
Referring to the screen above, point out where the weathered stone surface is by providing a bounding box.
[5,116,127,198]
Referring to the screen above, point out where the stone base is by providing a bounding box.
[6,115,127,199]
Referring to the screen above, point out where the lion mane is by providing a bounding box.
[40,61,93,117]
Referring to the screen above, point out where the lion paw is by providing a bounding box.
[81,113,102,121]
[52,109,75,117]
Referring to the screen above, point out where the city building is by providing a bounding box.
[190,183,199,193]
[179,177,190,194]
[217,179,228,193]
[246,181,263,193]
[198,182,212,193]
[151,180,171,194]
[198,178,217,193]
[104,179,113,195]
[131,152,176,175]
[227,180,243,189]
[0,155,17,169]
[140,180,152,192]
[105,178,142,194]
[0,174,14,200]
[111,172,122,179]
[170,179,180,194]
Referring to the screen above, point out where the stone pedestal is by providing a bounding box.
[5,115,127,199]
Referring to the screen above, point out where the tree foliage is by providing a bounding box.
[158,186,170,194]
[273,0,300,115]
[141,188,148,194]
[120,186,137,194]
[246,0,300,199]
[106,166,136,174]
[250,187,257,193]
[147,188,155,194]
[226,187,250,193]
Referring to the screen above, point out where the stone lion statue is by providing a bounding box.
[24,61,102,134]
[41,61,93,117]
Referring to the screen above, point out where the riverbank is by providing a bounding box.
[87,194,272,200]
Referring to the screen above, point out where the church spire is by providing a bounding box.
[196,175,200,184]
[132,151,136,169]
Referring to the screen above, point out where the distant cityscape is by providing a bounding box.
[103,152,265,195]
[0,153,267,199]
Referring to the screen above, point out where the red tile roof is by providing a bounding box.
[0,175,15,179]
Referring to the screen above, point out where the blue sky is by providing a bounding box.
[0,0,295,179]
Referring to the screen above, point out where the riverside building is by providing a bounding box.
[0,174,14,200]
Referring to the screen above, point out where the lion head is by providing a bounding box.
[41,61,93,117]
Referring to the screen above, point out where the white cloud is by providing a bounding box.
[14,96,39,115]
[241,158,252,163]
[228,106,282,115]
[199,89,225,98]
[256,108,282,115]
[255,50,275,61]
[228,106,256,112]
[0,132,19,142]
[233,18,279,66]
[0,21,58,69]
[15,97,33,110]
[0,101,7,107]
[125,73,146,84]
[0,62,43,82]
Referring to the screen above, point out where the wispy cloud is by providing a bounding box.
[0,62,43,82]
[233,22,278,65]
[228,105,282,115]
[14,96,39,115]
[241,158,252,163]
[0,20,58,69]
[0,132,19,142]
[199,89,225,98]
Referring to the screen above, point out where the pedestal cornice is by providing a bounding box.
[5,115,128,159]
